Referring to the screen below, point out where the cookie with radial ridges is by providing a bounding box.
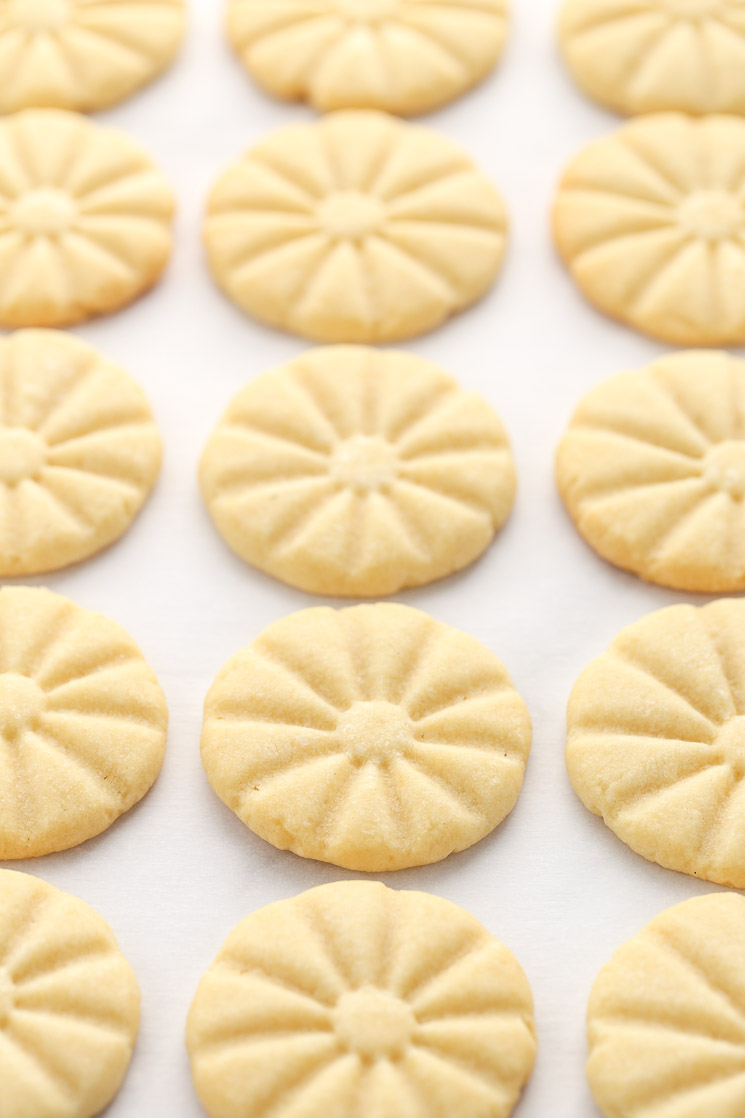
[200,347,516,597]
[201,603,531,872]
[204,111,508,343]
[227,0,509,116]
[0,586,168,859]
[187,881,537,1118]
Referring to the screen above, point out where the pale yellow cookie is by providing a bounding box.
[187,881,537,1118]
[567,598,745,888]
[226,0,509,117]
[0,330,161,576]
[587,893,745,1118]
[0,109,175,328]
[0,0,186,114]
[560,0,745,117]
[200,347,516,598]
[0,869,140,1118]
[0,586,168,859]
[204,111,508,343]
[202,603,531,872]
[553,113,745,346]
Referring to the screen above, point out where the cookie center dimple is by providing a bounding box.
[715,716,745,777]
[0,969,13,1027]
[320,191,385,240]
[12,188,76,236]
[337,701,412,765]
[336,0,398,21]
[9,0,71,30]
[331,435,398,491]
[703,441,745,500]
[0,428,46,485]
[334,988,415,1059]
[678,190,742,241]
[0,674,45,738]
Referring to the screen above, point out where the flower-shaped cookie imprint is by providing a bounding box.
[0,870,140,1118]
[0,586,168,860]
[202,604,531,872]
[587,894,745,1118]
[567,599,745,888]
[0,330,162,576]
[187,882,537,1118]
[0,109,174,328]
[553,114,745,346]
[560,0,745,116]
[227,0,509,116]
[200,347,516,597]
[0,0,186,114]
[204,111,507,343]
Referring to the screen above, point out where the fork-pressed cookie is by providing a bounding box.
[0,109,175,328]
[553,113,745,346]
[204,111,508,343]
[201,603,531,872]
[0,586,168,859]
[200,347,516,597]
[0,869,140,1118]
[187,881,537,1118]
[226,0,509,116]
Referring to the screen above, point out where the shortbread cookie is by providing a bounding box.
[560,0,745,117]
[187,881,537,1118]
[0,330,161,576]
[0,586,168,859]
[0,0,186,114]
[202,604,531,872]
[0,869,140,1118]
[227,0,509,116]
[567,598,745,888]
[587,893,745,1118]
[557,351,745,593]
[553,114,745,346]
[200,347,516,597]
[0,109,175,328]
[204,111,508,343]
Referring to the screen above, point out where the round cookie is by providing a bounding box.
[187,881,537,1118]
[587,893,745,1118]
[0,0,186,114]
[201,603,531,872]
[200,347,516,598]
[0,586,168,859]
[0,330,162,577]
[0,869,140,1118]
[553,113,745,346]
[557,351,745,593]
[204,111,508,344]
[0,109,175,328]
[567,598,745,889]
[560,0,745,117]
[226,0,509,117]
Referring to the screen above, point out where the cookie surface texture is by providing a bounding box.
[0,586,168,859]
[567,598,745,888]
[0,109,175,328]
[0,869,140,1118]
[0,0,186,114]
[187,880,537,1118]
[204,110,508,343]
[553,113,745,346]
[201,603,531,872]
[200,346,516,597]
[586,892,745,1118]
[226,0,509,116]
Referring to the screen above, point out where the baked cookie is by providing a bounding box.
[567,598,745,888]
[0,869,140,1118]
[553,113,745,346]
[0,0,186,114]
[200,347,516,597]
[0,586,168,859]
[187,881,537,1118]
[226,0,509,116]
[557,350,745,593]
[204,111,507,343]
[202,603,531,872]
[0,330,162,576]
[0,109,175,328]
[560,0,745,117]
[587,893,745,1118]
